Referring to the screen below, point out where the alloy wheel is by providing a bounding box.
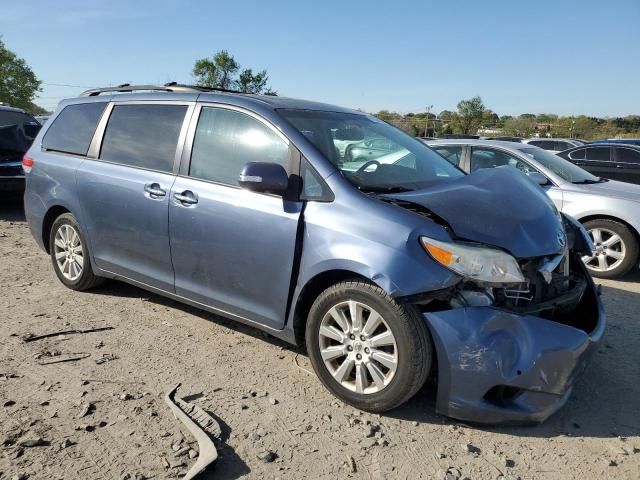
[318,300,398,394]
[583,227,626,273]
[53,224,84,281]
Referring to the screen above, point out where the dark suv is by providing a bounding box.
[558,143,640,185]
[0,104,41,192]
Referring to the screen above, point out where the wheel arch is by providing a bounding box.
[576,214,640,243]
[292,269,371,346]
[41,205,72,254]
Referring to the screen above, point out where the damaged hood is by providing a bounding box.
[386,167,566,258]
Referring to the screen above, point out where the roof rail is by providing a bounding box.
[80,82,245,97]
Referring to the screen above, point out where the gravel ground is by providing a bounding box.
[1,195,639,480]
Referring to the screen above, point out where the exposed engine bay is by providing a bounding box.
[406,212,599,335]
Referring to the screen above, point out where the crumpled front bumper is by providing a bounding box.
[423,271,605,425]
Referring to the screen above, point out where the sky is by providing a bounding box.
[1,0,639,117]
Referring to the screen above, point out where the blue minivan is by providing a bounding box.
[24,84,604,424]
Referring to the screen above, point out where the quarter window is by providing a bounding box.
[189,107,290,186]
[568,148,586,160]
[43,102,107,155]
[100,104,188,173]
[586,146,611,162]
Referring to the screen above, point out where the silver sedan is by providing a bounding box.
[424,139,640,279]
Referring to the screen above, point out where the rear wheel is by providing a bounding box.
[582,219,639,279]
[306,280,432,413]
[49,213,103,290]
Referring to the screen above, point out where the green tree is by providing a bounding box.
[235,68,268,94]
[452,96,486,134]
[193,50,239,89]
[482,110,499,127]
[193,50,273,94]
[502,116,537,137]
[0,38,41,111]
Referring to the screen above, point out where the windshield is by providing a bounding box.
[520,147,601,183]
[279,109,464,192]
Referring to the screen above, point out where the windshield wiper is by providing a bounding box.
[572,177,608,184]
[358,186,414,193]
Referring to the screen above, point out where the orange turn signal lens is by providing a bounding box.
[424,242,453,266]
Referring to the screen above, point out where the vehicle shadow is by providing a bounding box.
[0,194,25,222]
[91,273,640,440]
[392,282,640,439]
[92,281,301,354]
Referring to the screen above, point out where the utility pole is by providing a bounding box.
[425,105,433,137]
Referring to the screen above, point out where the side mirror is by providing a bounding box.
[239,162,289,195]
[527,172,550,186]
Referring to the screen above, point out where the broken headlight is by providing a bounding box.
[421,236,525,284]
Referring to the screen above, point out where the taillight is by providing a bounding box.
[22,155,34,174]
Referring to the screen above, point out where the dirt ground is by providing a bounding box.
[1,195,639,480]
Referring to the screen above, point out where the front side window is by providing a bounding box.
[529,140,553,150]
[43,102,106,156]
[470,147,537,174]
[100,104,188,172]
[279,109,463,192]
[555,141,573,151]
[432,145,464,166]
[189,107,290,186]
[614,147,640,164]
[586,146,611,162]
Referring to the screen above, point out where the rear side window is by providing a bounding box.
[42,102,107,155]
[100,104,188,173]
[189,107,290,186]
[432,146,463,166]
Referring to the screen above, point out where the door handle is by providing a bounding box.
[144,183,166,198]
[615,164,625,168]
[174,190,199,206]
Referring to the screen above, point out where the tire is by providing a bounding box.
[582,218,639,279]
[49,213,103,291]
[305,280,432,413]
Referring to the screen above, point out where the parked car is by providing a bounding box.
[521,138,586,153]
[344,137,400,163]
[557,143,640,185]
[24,84,603,424]
[427,139,640,278]
[0,104,41,192]
[591,138,640,147]
[482,136,523,142]
[34,115,50,125]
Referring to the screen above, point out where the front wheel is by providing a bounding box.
[305,280,432,413]
[49,213,103,291]
[582,219,639,279]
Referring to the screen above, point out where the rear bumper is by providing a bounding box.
[423,270,605,425]
[0,163,25,192]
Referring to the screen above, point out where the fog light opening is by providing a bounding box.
[484,385,523,406]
